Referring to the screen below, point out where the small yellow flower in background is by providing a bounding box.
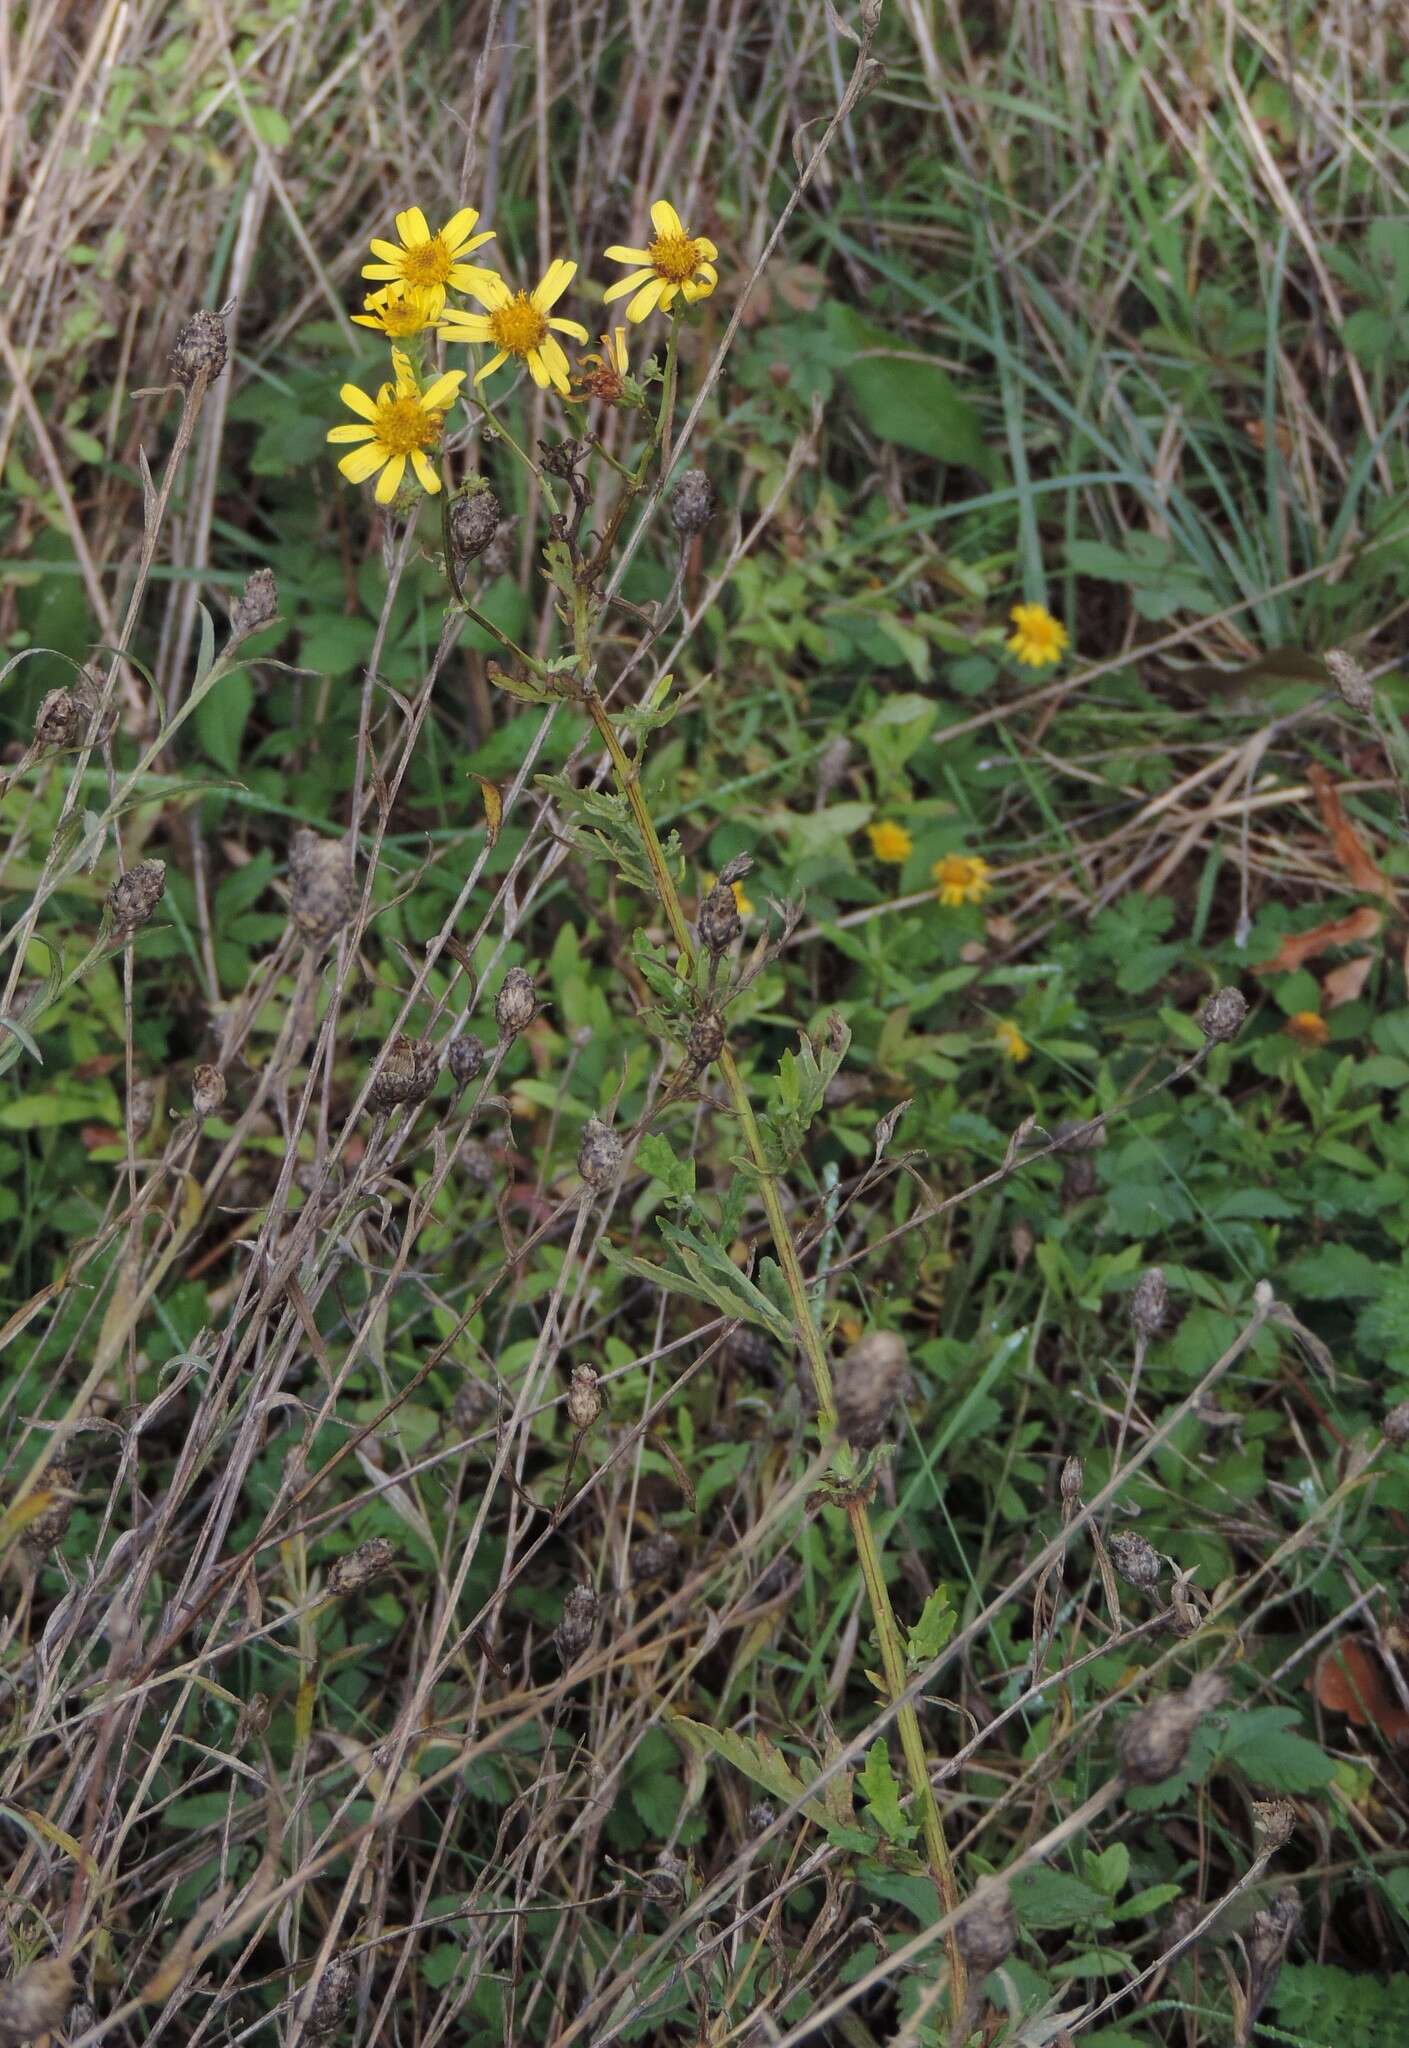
[704,872,753,917]
[362,207,498,317]
[933,852,992,907]
[1286,1010,1330,1048]
[993,1017,1030,1064]
[604,199,718,322]
[327,348,464,503]
[576,327,630,403]
[867,820,913,865]
[439,259,589,395]
[1006,602,1069,668]
[352,282,439,339]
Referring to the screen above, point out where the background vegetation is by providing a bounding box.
[3,1,1409,2043]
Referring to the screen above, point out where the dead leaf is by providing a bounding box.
[1254,906,1381,975]
[1322,955,1375,1010]
[1310,1638,1409,1744]
[1308,764,1392,898]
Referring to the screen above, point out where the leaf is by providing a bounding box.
[1308,765,1393,899]
[1217,1706,1337,1791]
[906,1585,956,1667]
[667,1714,830,1826]
[1009,1867,1112,1930]
[636,1132,695,1203]
[857,1740,915,1845]
[1254,905,1381,975]
[485,659,558,705]
[193,665,253,773]
[825,304,998,478]
[194,601,216,688]
[1311,1639,1409,1744]
[472,773,503,848]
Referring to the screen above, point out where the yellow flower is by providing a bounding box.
[867,820,913,865]
[575,327,630,402]
[362,205,497,318]
[327,349,464,503]
[438,259,589,396]
[932,853,992,907]
[604,199,718,322]
[994,1018,1030,1064]
[1286,1010,1329,1048]
[352,282,439,339]
[1006,602,1070,668]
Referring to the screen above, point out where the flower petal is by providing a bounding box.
[440,206,480,250]
[361,262,398,281]
[421,369,466,411]
[339,382,379,421]
[604,244,652,264]
[548,317,589,342]
[604,267,654,305]
[694,237,718,261]
[439,312,495,342]
[374,453,406,502]
[473,350,509,386]
[650,199,684,237]
[411,448,441,493]
[327,423,376,443]
[540,335,571,389]
[390,348,416,391]
[532,258,577,311]
[368,239,406,265]
[609,326,628,371]
[451,264,507,304]
[395,208,430,247]
[625,274,668,322]
[350,312,381,330]
[525,347,550,389]
[339,443,389,483]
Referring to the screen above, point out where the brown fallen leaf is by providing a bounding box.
[1322,954,1375,1009]
[1310,1638,1409,1744]
[1254,905,1381,975]
[1308,764,1392,899]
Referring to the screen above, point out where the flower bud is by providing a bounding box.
[1199,987,1248,1044]
[834,1331,910,1450]
[34,688,80,752]
[228,567,278,641]
[495,965,536,1041]
[192,1064,226,1118]
[1117,1672,1228,1786]
[448,1033,485,1085]
[1130,1266,1169,1337]
[306,1954,355,2037]
[1109,1529,1162,1592]
[169,308,228,388]
[0,1957,74,2047]
[578,1118,624,1188]
[670,468,717,538]
[697,880,742,956]
[328,1537,395,1597]
[289,829,353,950]
[449,484,501,562]
[567,1364,603,1430]
[554,1584,600,1662]
[106,858,166,937]
[1325,648,1373,713]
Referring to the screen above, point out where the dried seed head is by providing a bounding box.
[460,1140,497,1188]
[1053,1116,1105,1154]
[578,1117,624,1188]
[170,308,228,388]
[21,1460,75,1557]
[448,1033,485,1085]
[305,1953,355,2037]
[1061,1154,1100,1205]
[1109,1529,1162,1593]
[1010,1218,1036,1270]
[106,858,167,937]
[746,1801,776,1835]
[685,1010,726,1072]
[1168,1574,1203,1639]
[554,1584,601,1662]
[289,830,353,950]
[1199,986,1248,1044]
[1325,648,1373,713]
[567,1364,603,1430]
[698,880,742,956]
[0,1957,75,2047]
[228,567,278,642]
[1252,1798,1296,1854]
[127,1077,157,1140]
[1131,1266,1169,1337]
[33,688,80,752]
[834,1331,910,1450]
[670,468,717,538]
[368,1034,437,1112]
[727,1327,777,1378]
[238,1692,271,1744]
[646,1850,685,1903]
[328,1537,395,1597]
[1383,1400,1409,1447]
[1247,1883,1301,1971]
[192,1064,226,1118]
[954,1881,1017,1977]
[449,484,502,562]
[815,734,852,804]
[453,1376,495,1432]
[495,965,536,1041]
[1117,1672,1228,1787]
[631,1532,681,1585]
[1060,1455,1083,1504]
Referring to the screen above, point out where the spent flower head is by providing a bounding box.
[604,199,718,321]
[1007,601,1069,668]
[932,851,991,906]
[439,259,588,396]
[362,205,497,317]
[575,327,632,404]
[328,348,464,502]
[1285,1009,1329,1048]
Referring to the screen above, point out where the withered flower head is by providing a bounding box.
[1199,987,1248,1044]
[106,858,166,937]
[192,1064,226,1118]
[449,483,501,562]
[305,1954,355,2037]
[368,1034,438,1112]
[289,829,353,950]
[1130,1266,1169,1337]
[170,308,228,388]
[670,468,717,538]
[229,567,278,641]
[554,1584,601,1663]
[834,1331,910,1450]
[327,1537,395,1597]
[578,1117,624,1188]
[1109,1529,1162,1592]
[495,965,536,1041]
[0,1957,75,2047]
[1117,1672,1228,1786]
[567,1363,603,1430]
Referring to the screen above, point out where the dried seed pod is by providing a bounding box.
[0,1956,74,2047]
[368,1034,437,1111]
[1010,1218,1036,1271]
[670,468,717,538]
[1117,1672,1228,1787]
[289,829,353,950]
[727,1327,776,1378]
[495,965,536,1041]
[834,1331,910,1450]
[1325,648,1373,713]
[685,1011,726,1071]
[630,1531,681,1585]
[746,1801,776,1835]
[1247,1882,1301,1971]
[1060,1455,1083,1504]
[127,1077,157,1140]
[646,1850,685,1903]
[1383,1400,1409,1447]
[106,858,166,936]
[567,1364,603,1430]
[1199,987,1248,1044]
[1109,1530,1162,1592]
[21,1461,75,1558]
[954,1881,1017,1977]
[238,1692,271,1745]
[448,1033,485,1085]
[229,567,278,641]
[554,1584,600,1662]
[328,1538,395,1597]
[169,308,228,388]
[697,880,742,956]
[1168,1573,1202,1639]
[192,1064,226,1117]
[305,1953,355,2037]
[1130,1266,1169,1337]
[33,688,80,752]
[578,1118,624,1188]
[815,734,852,804]
[1252,1798,1296,1853]
[449,484,502,562]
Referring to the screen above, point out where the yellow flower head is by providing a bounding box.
[327,349,464,503]
[438,259,589,396]
[604,199,718,323]
[994,1018,1030,1064]
[932,852,992,907]
[1286,1010,1329,1048]
[362,206,498,318]
[575,327,631,403]
[352,282,439,339]
[867,820,913,865]
[1006,602,1070,668]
